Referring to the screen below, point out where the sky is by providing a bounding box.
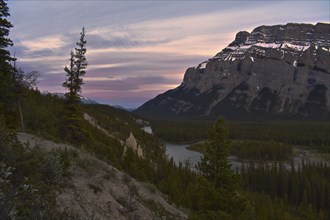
[7,0,330,108]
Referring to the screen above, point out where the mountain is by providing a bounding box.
[135,23,330,119]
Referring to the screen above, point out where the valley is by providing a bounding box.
[142,118,330,220]
[146,119,330,170]
[3,86,327,219]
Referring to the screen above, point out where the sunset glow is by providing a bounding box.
[8,1,330,108]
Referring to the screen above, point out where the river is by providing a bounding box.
[142,126,236,170]
[165,143,202,170]
[141,126,326,171]
[142,126,202,169]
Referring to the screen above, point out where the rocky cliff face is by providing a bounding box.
[135,23,330,119]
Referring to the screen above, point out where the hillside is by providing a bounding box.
[1,90,191,219]
[17,132,186,219]
[135,23,330,119]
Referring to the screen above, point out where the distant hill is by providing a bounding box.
[44,92,99,104]
[135,23,330,119]
[113,105,136,112]
[46,92,136,110]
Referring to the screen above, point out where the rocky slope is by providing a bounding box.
[17,132,187,220]
[135,23,330,119]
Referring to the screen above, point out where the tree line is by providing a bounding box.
[231,140,293,161]
[240,161,330,219]
[151,119,330,148]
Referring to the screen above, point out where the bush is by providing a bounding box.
[40,150,64,185]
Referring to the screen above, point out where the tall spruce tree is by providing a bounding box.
[63,27,87,103]
[73,27,87,96]
[194,118,249,219]
[62,27,87,142]
[0,0,15,128]
[198,117,237,190]
[0,0,13,68]
[197,118,249,219]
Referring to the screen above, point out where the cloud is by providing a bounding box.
[83,75,178,92]
[21,36,66,52]
[86,33,174,49]
[7,1,330,108]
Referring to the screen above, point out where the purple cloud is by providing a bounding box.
[7,1,330,108]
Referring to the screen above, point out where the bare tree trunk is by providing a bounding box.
[17,98,24,131]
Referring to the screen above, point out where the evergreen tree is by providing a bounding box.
[62,27,87,103]
[62,27,87,142]
[73,27,87,94]
[0,0,15,128]
[196,118,248,218]
[0,0,13,68]
[198,117,237,190]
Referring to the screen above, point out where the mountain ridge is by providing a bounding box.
[135,22,330,119]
